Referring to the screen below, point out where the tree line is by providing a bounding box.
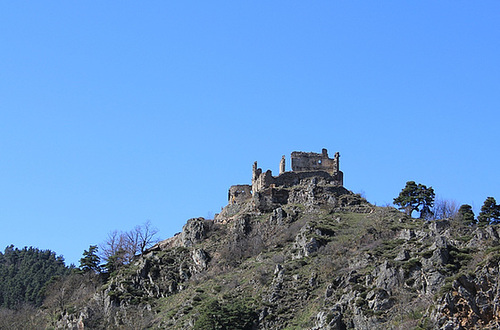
[393,180,500,225]
[0,246,70,309]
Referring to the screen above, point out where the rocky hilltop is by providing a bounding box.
[46,151,500,329]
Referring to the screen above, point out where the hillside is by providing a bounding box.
[37,173,500,329]
[3,150,500,329]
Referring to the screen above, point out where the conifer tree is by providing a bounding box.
[478,197,500,225]
[394,181,435,218]
[456,204,476,226]
[79,245,101,273]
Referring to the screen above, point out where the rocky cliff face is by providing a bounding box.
[49,178,500,329]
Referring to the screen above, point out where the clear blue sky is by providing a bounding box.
[1,2,499,265]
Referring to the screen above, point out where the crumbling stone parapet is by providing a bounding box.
[291,148,339,175]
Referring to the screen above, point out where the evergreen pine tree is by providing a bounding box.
[478,197,500,225]
[79,245,101,273]
[394,181,435,218]
[457,204,476,226]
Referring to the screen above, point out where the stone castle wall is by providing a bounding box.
[291,148,339,175]
[228,148,343,204]
[228,185,252,204]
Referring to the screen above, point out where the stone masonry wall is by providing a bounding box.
[228,185,252,204]
[291,148,339,175]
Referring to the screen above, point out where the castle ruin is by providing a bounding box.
[227,149,343,206]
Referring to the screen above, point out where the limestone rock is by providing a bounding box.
[191,248,209,271]
[395,249,410,261]
[292,225,321,259]
[313,305,346,330]
[180,217,209,247]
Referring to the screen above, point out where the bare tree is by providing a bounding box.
[0,304,47,329]
[43,273,99,313]
[100,221,160,266]
[432,198,459,220]
[126,220,160,255]
[100,230,129,264]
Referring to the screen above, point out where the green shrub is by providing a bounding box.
[194,298,257,329]
[420,250,433,258]
[355,297,367,307]
[402,258,422,272]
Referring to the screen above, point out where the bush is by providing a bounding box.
[402,258,422,272]
[194,298,257,329]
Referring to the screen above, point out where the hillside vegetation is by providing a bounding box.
[3,178,500,329]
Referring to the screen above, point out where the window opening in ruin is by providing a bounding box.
[318,160,322,164]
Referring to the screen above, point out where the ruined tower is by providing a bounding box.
[290,148,339,175]
[279,155,286,175]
